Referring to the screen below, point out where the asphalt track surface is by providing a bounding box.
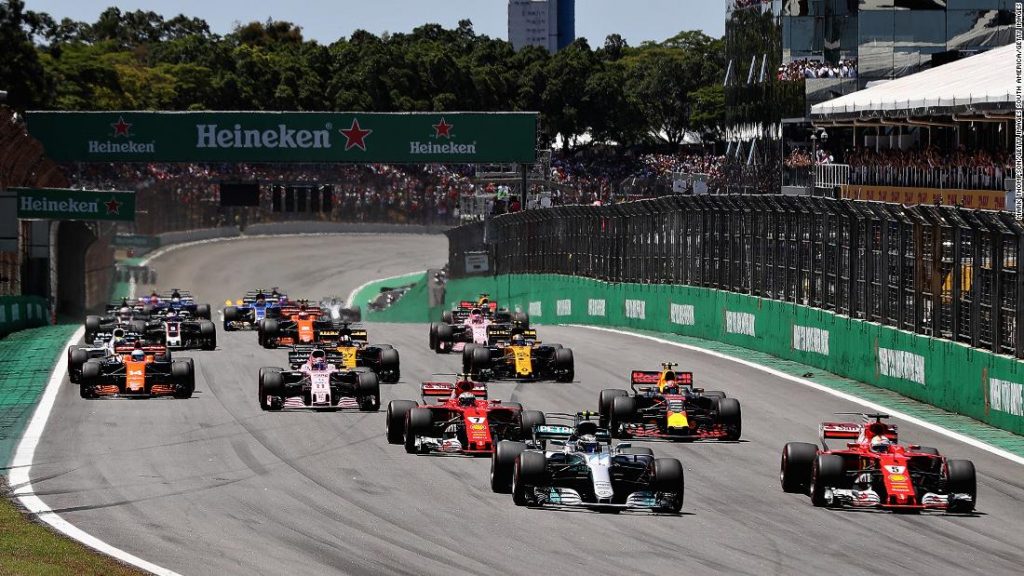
[28,234,1024,576]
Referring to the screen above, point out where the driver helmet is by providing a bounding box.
[130,349,146,362]
[470,308,483,323]
[458,392,476,407]
[662,371,679,395]
[255,293,266,305]
[577,434,600,454]
[338,334,353,347]
[870,435,892,454]
[511,333,526,346]
[310,349,327,370]
[118,306,133,320]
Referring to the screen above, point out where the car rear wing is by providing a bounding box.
[820,422,862,439]
[288,346,343,366]
[459,301,498,312]
[487,326,537,344]
[114,344,167,355]
[421,381,487,399]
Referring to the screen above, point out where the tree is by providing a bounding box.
[541,39,599,149]
[0,0,47,108]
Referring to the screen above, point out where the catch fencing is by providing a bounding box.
[447,195,1024,359]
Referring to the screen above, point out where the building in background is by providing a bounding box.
[508,0,575,52]
[723,0,1015,195]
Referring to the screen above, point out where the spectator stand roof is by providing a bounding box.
[811,44,1014,121]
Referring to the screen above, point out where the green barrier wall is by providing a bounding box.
[0,297,50,339]
[441,274,1024,435]
[351,272,430,323]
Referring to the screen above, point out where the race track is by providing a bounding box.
[28,234,1024,576]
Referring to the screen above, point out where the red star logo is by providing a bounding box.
[432,117,453,139]
[105,197,121,215]
[111,116,132,138]
[339,118,372,151]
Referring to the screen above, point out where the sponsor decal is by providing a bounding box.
[878,348,926,385]
[793,325,830,356]
[528,301,542,317]
[197,122,333,150]
[409,117,477,155]
[556,299,571,316]
[587,298,606,317]
[990,378,1023,417]
[625,299,646,320]
[725,311,756,337]
[670,303,695,326]
[471,424,486,431]
[889,474,907,482]
[630,371,661,385]
[885,465,906,474]
[339,118,371,151]
[88,116,155,154]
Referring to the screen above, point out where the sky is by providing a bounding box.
[25,0,726,45]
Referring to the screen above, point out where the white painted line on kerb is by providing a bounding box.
[566,324,1024,467]
[7,325,185,576]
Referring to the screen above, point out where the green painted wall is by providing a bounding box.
[442,274,1024,435]
[0,297,50,339]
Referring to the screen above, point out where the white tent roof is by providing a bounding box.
[811,44,1014,118]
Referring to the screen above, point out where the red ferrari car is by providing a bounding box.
[780,413,976,513]
[385,377,544,455]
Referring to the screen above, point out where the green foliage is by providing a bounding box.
[0,6,725,146]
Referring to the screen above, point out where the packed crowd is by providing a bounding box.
[784,147,835,168]
[846,146,1014,190]
[777,59,858,81]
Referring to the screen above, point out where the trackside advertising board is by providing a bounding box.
[25,111,538,163]
[14,188,135,222]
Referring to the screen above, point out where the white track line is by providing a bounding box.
[345,271,426,311]
[567,324,1024,467]
[7,325,185,576]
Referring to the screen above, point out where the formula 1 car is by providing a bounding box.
[83,299,153,343]
[429,294,529,353]
[780,413,976,513]
[288,333,400,383]
[385,376,545,455]
[138,289,212,320]
[489,412,685,513]
[222,289,286,331]
[461,328,574,382]
[67,327,163,383]
[131,311,217,350]
[319,296,361,323]
[257,302,344,348]
[78,344,195,399]
[257,348,380,411]
[598,363,741,441]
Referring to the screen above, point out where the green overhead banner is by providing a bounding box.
[24,111,538,163]
[14,188,135,221]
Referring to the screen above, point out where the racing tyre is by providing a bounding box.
[702,390,727,400]
[598,389,628,427]
[609,396,637,438]
[518,410,545,435]
[171,361,195,399]
[435,324,453,354]
[195,304,211,320]
[621,446,654,456]
[491,441,526,493]
[84,316,101,342]
[780,442,818,494]
[470,346,490,377]
[513,451,546,506]
[945,459,976,512]
[441,311,454,324]
[386,400,418,444]
[428,323,439,350]
[223,306,239,323]
[261,371,284,411]
[714,397,742,441]
[356,372,380,411]
[404,408,433,454]
[261,319,279,349]
[81,360,101,382]
[553,348,574,382]
[68,348,89,383]
[652,458,685,513]
[461,343,477,372]
[511,311,529,329]
[200,320,217,350]
[379,348,400,383]
[810,454,844,507]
